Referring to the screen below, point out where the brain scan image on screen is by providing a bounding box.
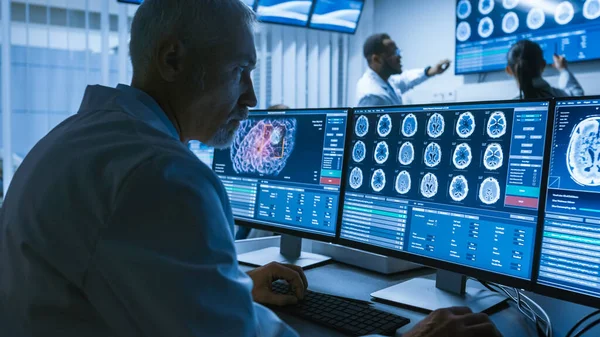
[395,170,412,195]
[427,113,445,138]
[231,118,296,176]
[584,0,600,20]
[479,0,494,15]
[483,143,504,170]
[487,111,507,138]
[555,1,575,25]
[420,172,439,198]
[502,11,519,34]
[456,21,472,42]
[479,177,501,205]
[371,169,387,192]
[449,175,469,202]
[527,7,545,30]
[456,112,476,138]
[457,0,472,19]
[424,142,442,168]
[566,117,600,186]
[377,114,393,137]
[374,141,390,164]
[355,115,369,137]
[453,143,473,169]
[399,142,415,166]
[349,167,364,189]
[402,113,418,137]
[503,0,519,10]
[352,141,366,163]
[478,17,494,38]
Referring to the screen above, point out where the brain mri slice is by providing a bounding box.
[371,169,387,192]
[479,177,501,205]
[566,117,600,186]
[424,142,442,168]
[374,141,390,164]
[402,113,418,137]
[584,0,600,20]
[420,172,439,198]
[349,167,364,189]
[453,143,473,169]
[457,0,472,19]
[355,115,369,137]
[502,11,519,34]
[395,170,412,195]
[377,114,393,137]
[352,140,366,163]
[503,0,519,10]
[456,22,472,42]
[527,7,545,30]
[479,0,494,15]
[484,143,504,170]
[231,118,296,176]
[487,111,507,138]
[478,17,494,38]
[555,1,575,25]
[427,113,445,138]
[399,142,415,165]
[456,111,476,138]
[450,175,469,202]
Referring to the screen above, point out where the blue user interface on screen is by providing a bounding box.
[455,0,600,74]
[243,0,257,9]
[340,101,551,280]
[212,109,348,237]
[256,0,314,26]
[188,141,214,168]
[308,0,364,34]
[537,98,600,299]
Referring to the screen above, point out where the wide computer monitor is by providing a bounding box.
[256,0,314,27]
[188,140,214,168]
[534,96,600,309]
[338,100,553,311]
[212,107,350,267]
[308,0,365,34]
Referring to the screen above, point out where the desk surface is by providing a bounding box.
[241,262,600,337]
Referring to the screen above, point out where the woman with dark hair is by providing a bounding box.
[506,39,584,99]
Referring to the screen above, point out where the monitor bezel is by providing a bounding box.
[336,98,555,290]
[255,0,316,28]
[307,0,365,35]
[222,106,352,243]
[531,95,600,309]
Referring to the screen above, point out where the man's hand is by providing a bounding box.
[427,59,452,76]
[553,54,568,71]
[247,262,308,306]
[403,307,503,337]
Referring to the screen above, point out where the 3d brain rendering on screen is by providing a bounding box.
[527,7,545,30]
[374,141,390,164]
[502,11,519,34]
[555,1,575,25]
[371,169,387,192]
[355,115,369,137]
[402,113,418,137]
[424,142,442,168]
[584,0,600,20]
[478,17,494,38]
[395,170,412,195]
[352,141,367,163]
[483,143,504,170]
[487,111,507,138]
[420,172,438,198]
[479,177,501,205]
[456,112,476,138]
[377,114,393,137]
[230,118,296,176]
[427,113,445,138]
[453,143,472,169]
[449,175,469,202]
[399,142,415,166]
[349,167,364,189]
[457,0,472,19]
[566,117,600,186]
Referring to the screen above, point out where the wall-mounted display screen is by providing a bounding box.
[256,0,314,27]
[308,0,364,34]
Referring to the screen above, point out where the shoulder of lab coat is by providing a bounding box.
[388,68,429,95]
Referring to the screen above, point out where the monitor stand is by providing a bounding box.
[371,270,506,313]
[237,234,332,269]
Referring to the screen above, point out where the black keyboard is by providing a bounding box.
[271,282,409,336]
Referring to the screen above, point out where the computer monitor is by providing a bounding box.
[534,96,600,309]
[338,100,553,312]
[188,140,214,168]
[212,107,350,268]
[255,0,314,27]
[308,0,365,34]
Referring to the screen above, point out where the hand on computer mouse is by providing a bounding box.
[402,307,503,337]
[247,262,308,306]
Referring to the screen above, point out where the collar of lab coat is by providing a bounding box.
[366,67,391,90]
[78,84,180,141]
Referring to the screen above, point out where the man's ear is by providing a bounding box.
[371,54,383,65]
[155,37,186,82]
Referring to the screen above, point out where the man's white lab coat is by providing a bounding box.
[355,67,430,107]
